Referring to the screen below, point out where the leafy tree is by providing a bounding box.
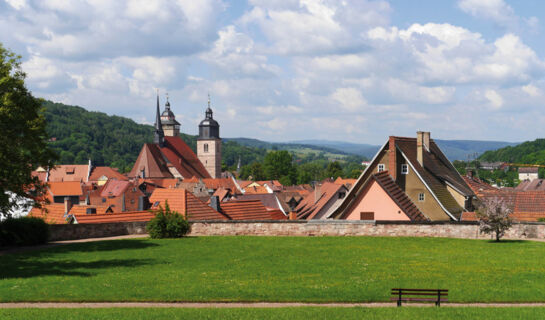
[0,44,57,217]
[147,201,190,238]
[263,150,296,184]
[476,197,513,242]
[325,161,343,179]
[240,162,266,181]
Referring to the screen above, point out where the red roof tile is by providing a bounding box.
[100,180,131,198]
[150,188,227,220]
[89,166,128,182]
[29,204,68,224]
[296,182,346,220]
[220,200,286,220]
[48,164,90,182]
[74,211,154,224]
[48,181,83,196]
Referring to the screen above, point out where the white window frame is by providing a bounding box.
[401,164,409,175]
[418,193,425,202]
[378,164,385,172]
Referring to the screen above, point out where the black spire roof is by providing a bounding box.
[160,94,180,126]
[198,95,220,140]
[154,91,165,147]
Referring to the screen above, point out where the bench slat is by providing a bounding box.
[390,292,448,296]
[390,298,449,302]
[391,288,448,292]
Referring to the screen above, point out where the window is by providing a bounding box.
[401,164,409,175]
[360,212,374,220]
[418,193,425,202]
[204,144,209,153]
[338,192,346,199]
[378,164,385,172]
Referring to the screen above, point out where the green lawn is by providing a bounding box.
[1,236,545,302]
[1,307,544,320]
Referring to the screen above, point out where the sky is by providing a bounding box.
[1,0,545,144]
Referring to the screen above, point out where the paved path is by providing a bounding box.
[2,302,545,309]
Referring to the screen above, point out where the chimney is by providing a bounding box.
[209,196,221,212]
[138,196,148,211]
[64,196,73,214]
[289,211,297,220]
[416,131,430,167]
[467,168,474,178]
[388,136,397,180]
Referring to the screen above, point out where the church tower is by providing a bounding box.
[160,94,180,137]
[197,95,222,178]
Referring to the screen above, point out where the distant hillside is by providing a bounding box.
[479,139,545,164]
[292,139,518,161]
[42,101,266,172]
[224,137,357,162]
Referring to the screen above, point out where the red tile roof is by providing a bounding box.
[129,143,173,179]
[462,175,498,196]
[478,190,545,222]
[89,166,128,182]
[244,185,270,194]
[334,177,357,188]
[69,205,110,215]
[149,188,228,220]
[48,181,83,196]
[516,179,545,191]
[100,180,131,198]
[519,167,539,174]
[29,204,68,224]
[48,164,90,182]
[219,200,287,220]
[296,182,346,220]
[74,211,154,224]
[161,137,211,179]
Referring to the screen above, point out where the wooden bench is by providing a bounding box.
[391,288,448,307]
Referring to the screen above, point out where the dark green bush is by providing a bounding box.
[0,216,49,247]
[147,201,190,239]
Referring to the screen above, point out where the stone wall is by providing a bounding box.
[48,220,545,241]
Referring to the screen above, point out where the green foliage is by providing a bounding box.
[0,216,49,247]
[325,161,343,179]
[263,151,297,185]
[479,138,545,165]
[0,44,57,217]
[147,202,190,239]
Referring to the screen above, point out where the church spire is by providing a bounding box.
[154,89,164,147]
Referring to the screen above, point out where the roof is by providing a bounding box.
[462,175,499,196]
[296,182,346,220]
[394,137,474,219]
[212,187,231,202]
[478,190,545,222]
[129,143,173,179]
[100,180,131,198]
[74,211,154,224]
[48,181,83,196]
[243,185,270,194]
[161,137,211,179]
[149,188,228,220]
[234,193,284,212]
[519,167,539,174]
[516,179,545,191]
[29,204,68,224]
[89,166,128,182]
[48,164,90,182]
[69,205,110,215]
[334,177,357,188]
[219,200,287,220]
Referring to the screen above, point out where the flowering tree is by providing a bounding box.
[476,196,513,242]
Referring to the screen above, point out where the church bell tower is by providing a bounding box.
[197,95,222,178]
[160,93,180,137]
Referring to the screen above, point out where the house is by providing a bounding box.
[47,181,83,205]
[479,162,504,171]
[295,181,349,220]
[330,132,475,221]
[518,167,539,182]
[91,180,147,212]
[232,193,288,214]
[516,179,545,191]
[47,163,92,182]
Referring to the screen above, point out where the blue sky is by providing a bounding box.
[1,0,545,144]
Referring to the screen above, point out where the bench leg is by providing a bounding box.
[397,299,401,307]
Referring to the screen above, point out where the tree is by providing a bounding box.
[0,44,57,217]
[263,150,296,184]
[325,161,343,179]
[476,196,513,242]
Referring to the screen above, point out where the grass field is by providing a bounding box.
[2,236,545,302]
[1,307,544,320]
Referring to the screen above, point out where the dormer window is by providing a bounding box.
[401,164,409,175]
[378,164,385,172]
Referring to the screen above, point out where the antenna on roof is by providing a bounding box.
[208,92,211,108]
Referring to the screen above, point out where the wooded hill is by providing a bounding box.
[479,139,545,165]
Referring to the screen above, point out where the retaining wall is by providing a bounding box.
[48,220,545,241]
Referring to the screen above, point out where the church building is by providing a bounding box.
[129,93,221,180]
[197,96,222,178]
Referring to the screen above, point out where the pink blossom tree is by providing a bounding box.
[476,196,513,242]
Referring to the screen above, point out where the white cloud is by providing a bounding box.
[485,89,504,109]
[331,87,367,112]
[458,0,517,27]
[522,84,541,97]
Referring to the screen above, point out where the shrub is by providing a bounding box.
[147,201,190,239]
[0,216,49,247]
